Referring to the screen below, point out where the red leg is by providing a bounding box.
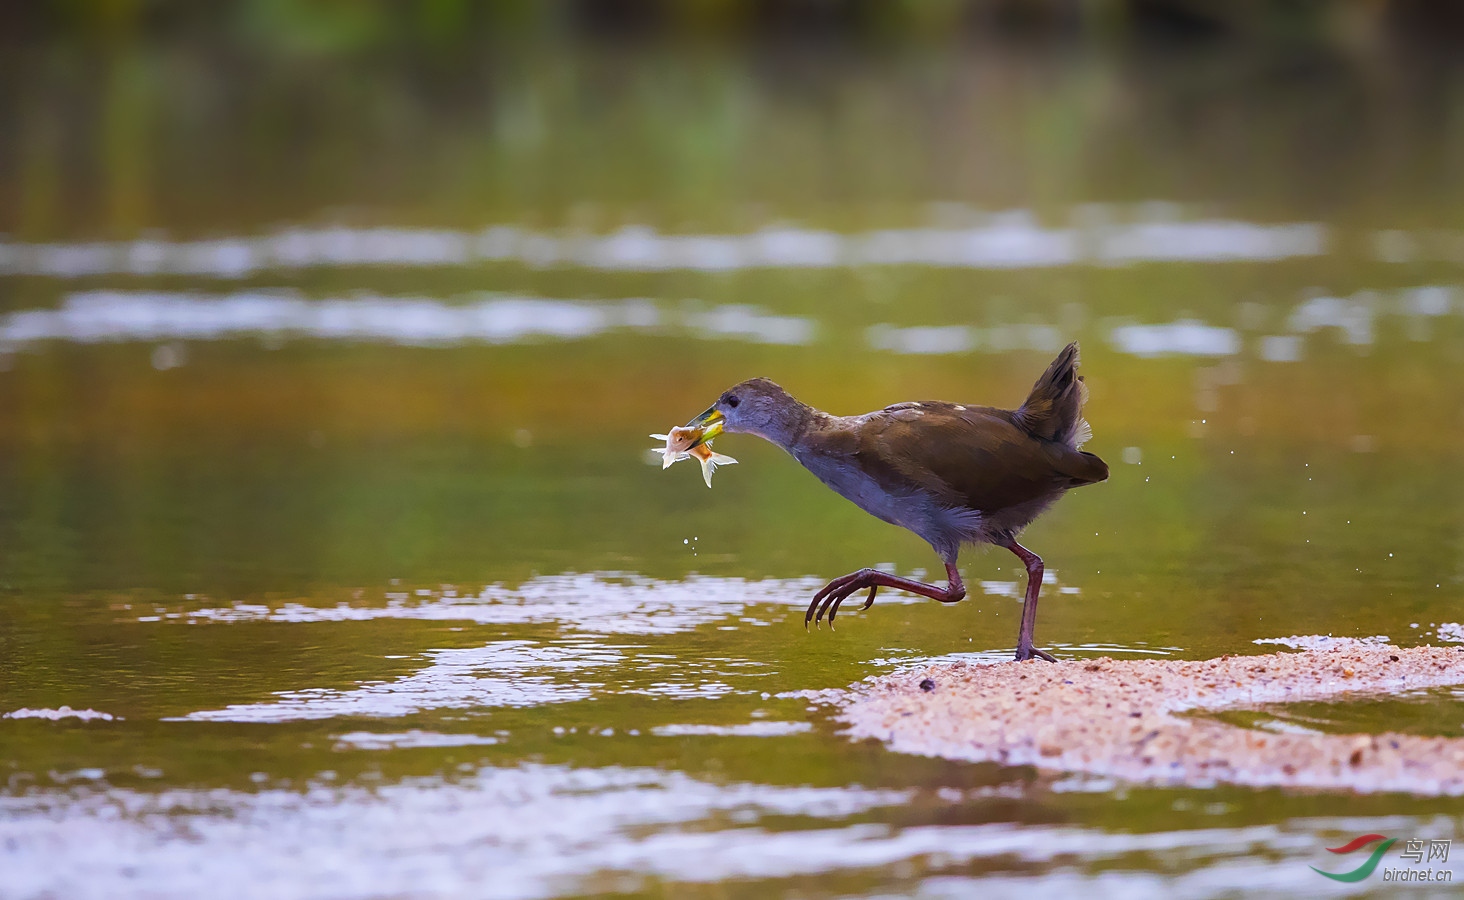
[1004,540,1056,662]
[805,562,965,629]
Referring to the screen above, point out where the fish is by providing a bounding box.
[654,425,704,468]
[651,426,737,488]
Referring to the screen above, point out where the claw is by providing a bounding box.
[804,566,960,635]
[829,581,875,625]
[806,589,829,629]
[815,589,840,627]
[1015,645,1058,662]
[826,588,853,627]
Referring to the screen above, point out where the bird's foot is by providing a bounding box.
[1014,645,1057,663]
[804,569,880,630]
[804,566,963,630]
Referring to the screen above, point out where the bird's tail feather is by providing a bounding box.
[1015,342,1092,448]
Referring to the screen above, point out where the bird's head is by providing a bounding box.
[683,377,804,447]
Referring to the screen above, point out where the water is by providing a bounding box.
[3,41,1464,897]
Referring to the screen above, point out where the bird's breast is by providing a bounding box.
[792,446,922,531]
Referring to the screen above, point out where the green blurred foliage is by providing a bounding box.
[7,0,1463,54]
[4,38,1464,244]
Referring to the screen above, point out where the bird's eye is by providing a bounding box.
[725,394,741,409]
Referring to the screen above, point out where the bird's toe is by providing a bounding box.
[806,584,839,629]
[1014,645,1058,662]
[815,587,845,627]
[829,583,878,625]
[803,593,824,629]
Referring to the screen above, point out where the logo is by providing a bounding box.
[1312,834,1453,884]
[1311,834,1396,883]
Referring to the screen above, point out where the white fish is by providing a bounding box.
[651,426,737,488]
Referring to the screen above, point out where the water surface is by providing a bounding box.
[3,41,1464,898]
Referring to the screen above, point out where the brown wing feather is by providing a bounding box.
[837,403,1103,513]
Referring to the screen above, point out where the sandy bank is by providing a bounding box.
[835,643,1464,794]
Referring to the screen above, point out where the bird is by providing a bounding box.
[680,342,1107,662]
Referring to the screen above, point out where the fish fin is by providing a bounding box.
[650,433,670,440]
[698,451,739,486]
[699,457,716,487]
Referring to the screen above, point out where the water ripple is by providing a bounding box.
[1,764,1455,899]
[0,214,1327,279]
[176,640,619,722]
[0,292,812,349]
[176,574,839,636]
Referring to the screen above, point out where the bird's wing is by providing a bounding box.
[846,403,1101,512]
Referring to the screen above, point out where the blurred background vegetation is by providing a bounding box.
[8,0,1464,50]
[3,0,1464,242]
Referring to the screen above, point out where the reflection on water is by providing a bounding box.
[1,767,1456,898]
[1109,320,1241,358]
[1202,684,1464,741]
[0,213,1328,278]
[0,765,914,898]
[180,640,622,723]
[0,280,1454,371]
[0,292,812,349]
[161,576,867,723]
[866,322,1064,355]
[1252,635,1393,651]
[179,574,840,634]
[331,731,501,751]
[650,722,812,737]
[3,707,119,722]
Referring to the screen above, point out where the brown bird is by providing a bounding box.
[682,342,1107,661]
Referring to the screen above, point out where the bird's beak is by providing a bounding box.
[682,405,725,449]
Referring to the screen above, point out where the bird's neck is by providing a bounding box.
[752,401,827,451]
